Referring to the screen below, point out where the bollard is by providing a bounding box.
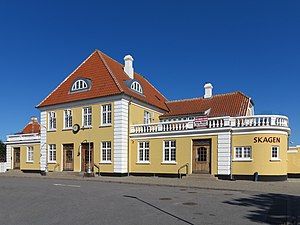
[253,172,259,182]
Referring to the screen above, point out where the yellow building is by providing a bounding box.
[5,50,299,181]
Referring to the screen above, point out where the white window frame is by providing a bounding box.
[64,109,73,129]
[144,111,151,124]
[48,111,56,131]
[271,146,280,161]
[71,79,88,91]
[101,141,112,163]
[138,141,150,163]
[163,140,176,163]
[82,107,92,128]
[101,104,112,126]
[26,146,34,163]
[131,81,143,94]
[48,144,57,163]
[234,146,252,161]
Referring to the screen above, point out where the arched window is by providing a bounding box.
[131,81,143,94]
[71,79,90,92]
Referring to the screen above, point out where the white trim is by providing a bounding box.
[162,140,176,163]
[63,109,73,129]
[40,111,47,171]
[217,132,231,175]
[101,141,112,163]
[6,145,12,170]
[101,103,112,126]
[82,106,92,128]
[48,111,56,131]
[271,146,280,161]
[48,144,57,163]
[287,150,298,154]
[26,146,34,163]
[233,146,252,161]
[137,141,150,163]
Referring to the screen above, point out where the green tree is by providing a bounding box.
[0,140,5,162]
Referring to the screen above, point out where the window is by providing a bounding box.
[163,140,176,162]
[138,141,150,162]
[71,79,89,92]
[27,146,34,162]
[101,141,112,162]
[144,111,151,124]
[48,112,56,130]
[83,107,92,127]
[234,147,252,160]
[271,146,280,160]
[64,109,72,129]
[102,104,112,125]
[48,144,56,162]
[131,81,143,94]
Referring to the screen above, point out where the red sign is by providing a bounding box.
[194,116,208,128]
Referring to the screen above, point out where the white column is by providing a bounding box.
[6,145,12,170]
[113,99,129,173]
[40,111,47,171]
[217,132,231,175]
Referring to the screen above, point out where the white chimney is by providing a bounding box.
[124,55,134,79]
[204,83,213,98]
[31,116,38,123]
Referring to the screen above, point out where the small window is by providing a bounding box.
[271,146,280,160]
[144,111,151,124]
[131,81,143,94]
[234,147,252,160]
[83,107,92,127]
[101,104,112,125]
[71,79,90,92]
[48,144,56,162]
[138,141,150,162]
[163,140,176,162]
[101,141,112,162]
[64,109,72,129]
[27,146,34,162]
[48,112,56,130]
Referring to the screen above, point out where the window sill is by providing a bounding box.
[100,161,112,164]
[161,162,177,165]
[48,161,57,164]
[62,128,72,131]
[47,129,56,132]
[136,161,150,165]
[82,126,92,129]
[26,161,34,164]
[270,159,281,162]
[99,124,112,128]
[232,159,253,162]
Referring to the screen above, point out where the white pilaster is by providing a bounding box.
[217,132,231,175]
[113,99,129,173]
[40,111,47,171]
[6,145,12,170]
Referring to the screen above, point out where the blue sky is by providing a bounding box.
[0,1,299,144]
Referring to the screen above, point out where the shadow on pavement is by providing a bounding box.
[223,193,300,224]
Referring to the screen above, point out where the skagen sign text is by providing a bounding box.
[254,137,280,143]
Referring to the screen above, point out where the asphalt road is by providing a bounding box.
[0,177,299,225]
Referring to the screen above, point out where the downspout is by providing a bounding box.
[127,97,133,176]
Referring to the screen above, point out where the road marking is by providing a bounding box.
[53,183,80,188]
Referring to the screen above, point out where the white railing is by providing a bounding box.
[130,115,289,134]
[6,133,40,143]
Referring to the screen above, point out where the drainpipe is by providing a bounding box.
[127,97,133,176]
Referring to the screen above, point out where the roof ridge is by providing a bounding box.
[36,51,97,108]
[166,91,244,103]
[96,50,123,92]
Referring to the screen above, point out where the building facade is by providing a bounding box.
[5,50,299,180]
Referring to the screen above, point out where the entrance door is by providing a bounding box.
[81,143,94,172]
[63,144,74,171]
[14,148,20,170]
[193,145,210,173]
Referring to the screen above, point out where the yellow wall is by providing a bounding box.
[47,102,114,172]
[129,136,218,175]
[129,103,162,125]
[18,144,40,170]
[287,147,300,174]
[232,133,288,175]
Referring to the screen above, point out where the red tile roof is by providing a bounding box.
[20,118,41,134]
[161,92,250,118]
[37,50,168,110]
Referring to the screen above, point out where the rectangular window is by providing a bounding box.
[64,109,72,129]
[101,141,112,162]
[27,146,34,162]
[144,111,151,124]
[83,107,92,127]
[48,111,56,130]
[271,146,279,160]
[48,144,56,162]
[234,146,252,160]
[102,104,112,125]
[163,140,176,162]
[138,141,150,162]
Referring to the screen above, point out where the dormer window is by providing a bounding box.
[131,81,143,94]
[70,78,91,93]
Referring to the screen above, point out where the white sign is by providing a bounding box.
[194,116,208,128]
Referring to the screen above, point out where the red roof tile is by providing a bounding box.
[162,92,250,118]
[37,50,168,110]
[20,118,41,134]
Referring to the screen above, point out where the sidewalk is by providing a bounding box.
[1,172,300,195]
